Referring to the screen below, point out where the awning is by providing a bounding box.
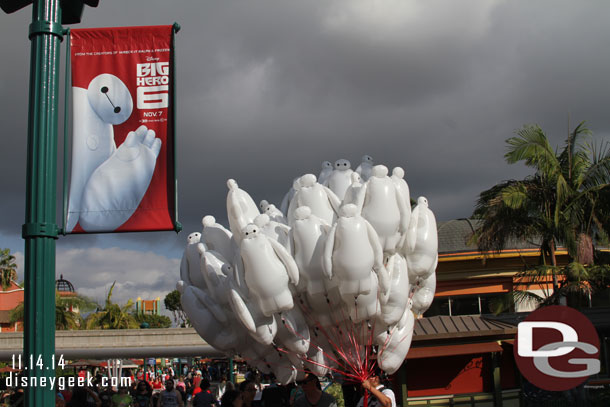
[407,341,503,359]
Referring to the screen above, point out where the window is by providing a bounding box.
[423,293,508,317]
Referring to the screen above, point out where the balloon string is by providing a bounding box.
[295,298,355,373]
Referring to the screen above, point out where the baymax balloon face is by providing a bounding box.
[87,74,133,125]
[335,159,351,170]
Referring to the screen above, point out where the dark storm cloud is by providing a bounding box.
[2,1,610,301]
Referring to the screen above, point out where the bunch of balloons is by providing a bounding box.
[177,156,438,384]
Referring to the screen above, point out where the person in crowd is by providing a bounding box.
[157,378,184,407]
[175,379,187,405]
[238,380,257,407]
[261,377,288,407]
[109,387,132,407]
[152,376,164,391]
[193,370,203,390]
[356,368,396,407]
[133,380,154,407]
[98,383,115,407]
[220,390,242,407]
[193,379,218,407]
[56,391,66,407]
[293,373,337,407]
[68,386,101,407]
[216,375,228,400]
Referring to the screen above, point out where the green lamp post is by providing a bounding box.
[0,1,98,405]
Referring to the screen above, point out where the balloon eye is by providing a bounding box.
[101,86,108,93]
[245,232,249,235]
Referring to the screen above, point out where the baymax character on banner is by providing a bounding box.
[67,73,161,232]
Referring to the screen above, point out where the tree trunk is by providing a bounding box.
[550,240,559,303]
[577,233,594,265]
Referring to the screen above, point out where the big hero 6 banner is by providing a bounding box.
[66,25,177,233]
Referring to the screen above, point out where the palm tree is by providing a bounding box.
[10,293,86,330]
[0,248,18,290]
[84,281,139,329]
[472,122,610,307]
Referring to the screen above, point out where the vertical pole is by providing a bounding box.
[22,1,62,406]
[491,352,503,407]
[229,357,234,384]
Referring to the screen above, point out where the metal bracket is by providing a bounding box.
[29,20,64,41]
[22,222,59,239]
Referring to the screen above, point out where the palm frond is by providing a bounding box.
[506,125,561,177]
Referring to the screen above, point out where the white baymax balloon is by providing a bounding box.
[179,284,239,352]
[201,216,238,263]
[380,253,410,326]
[301,288,345,330]
[280,177,300,216]
[404,197,438,278]
[201,249,233,306]
[264,350,298,385]
[323,204,389,302]
[260,201,287,224]
[228,281,278,345]
[355,155,374,181]
[342,172,364,209]
[304,346,329,377]
[226,179,260,242]
[180,232,207,290]
[240,223,299,316]
[349,273,381,323]
[79,124,162,231]
[324,159,354,200]
[288,174,341,226]
[411,269,437,317]
[290,206,332,297]
[239,341,284,377]
[318,161,334,185]
[254,214,291,249]
[377,308,415,375]
[391,167,412,244]
[361,165,409,254]
[66,74,133,232]
[274,307,311,354]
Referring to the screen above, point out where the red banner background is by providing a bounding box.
[70,25,175,232]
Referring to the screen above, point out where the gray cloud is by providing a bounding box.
[2,1,610,303]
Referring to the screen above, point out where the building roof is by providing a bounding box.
[437,218,539,254]
[413,314,516,342]
[0,310,12,324]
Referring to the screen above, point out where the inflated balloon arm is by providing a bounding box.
[382,254,397,301]
[179,252,193,287]
[365,219,384,269]
[322,223,337,280]
[395,187,410,234]
[353,182,367,214]
[190,285,228,324]
[176,280,186,294]
[286,191,300,226]
[268,238,300,286]
[228,283,257,333]
[232,254,250,296]
[366,220,389,294]
[404,204,420,253]
[274,222,292,248]
[322,185,342,213]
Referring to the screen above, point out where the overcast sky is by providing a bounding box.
[1,0,610,309]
